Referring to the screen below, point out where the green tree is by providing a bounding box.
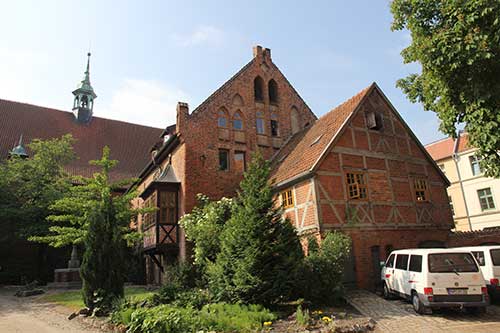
[179,194,233,279]
[0,135,75,282]
[208,153,303,306]
[391,1,500,177]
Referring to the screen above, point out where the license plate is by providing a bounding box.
[447,288,467,295]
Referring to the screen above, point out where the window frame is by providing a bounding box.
[408,255,423,272]
[218,109,228,128]
[385,254,395,268]
[232,111,244,131]
[234,151,246,173]
[345,171,367,200]
[270,113,279,137]
[477,187,495,211]
[395,254,409,270]
[414,178,429,202]
[256,111,265,135]
[469,155,482,176]
[218,149,229,171]
[280,189,294,208]
[254,76,264,102]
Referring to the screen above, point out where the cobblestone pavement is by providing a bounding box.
[345,290,500,333]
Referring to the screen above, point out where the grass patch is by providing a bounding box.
[41,286,153,310]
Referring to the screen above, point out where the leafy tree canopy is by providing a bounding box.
[391,0,500,176]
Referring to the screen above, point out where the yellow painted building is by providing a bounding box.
[426,133,500,231]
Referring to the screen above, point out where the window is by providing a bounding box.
[385,254,395,268]
[409,255,423,272]
[280,189,294,208]
[256,111,265,134]
[218,108,228,128]
[491,249,500,266]
[470,155,482,176]
[414,179,428,202]
[270,113,279,137]
[254,76,264,102]
[449,196,454,216]
[142,192,157,230]
[234,151,246,173]
[159,191,176,225]
[472,251,486,266]
[438,164,445,174]
[218,149,229,171]
[233,111,243,130]
[478,188,495,211]
[428,253,478,273]
[346,172,367,200]
[268,79,278,104]
[395,254,409,270]
[366,111,383,130]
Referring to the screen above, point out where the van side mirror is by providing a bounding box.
[380,261,386,267]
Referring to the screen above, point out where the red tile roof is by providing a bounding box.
[424,132,472,161]
[270,83,374,185]
[0,99,163,182]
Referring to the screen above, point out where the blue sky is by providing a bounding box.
[1,0,445,145]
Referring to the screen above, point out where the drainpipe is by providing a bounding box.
[452,130,473,231]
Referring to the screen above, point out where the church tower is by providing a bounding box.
[72,52,97,123]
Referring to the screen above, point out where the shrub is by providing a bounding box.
[296,305,310,327]
[164,261,200,290]
[123,302,275,333]
[299,231,351,305]
[171,288,212,309]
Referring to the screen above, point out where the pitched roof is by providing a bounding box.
[0,99,163,183]
[425,132,472,161]
[270,83,373,186]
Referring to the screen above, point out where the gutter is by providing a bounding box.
[452,130,473,231]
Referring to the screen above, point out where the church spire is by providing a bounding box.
[72,52,97,123]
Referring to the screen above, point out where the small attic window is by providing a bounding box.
[366,111,383,130]
[310,134,323,146]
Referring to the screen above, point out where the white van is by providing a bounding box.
[451,246,500,301]
[381,248,489,314]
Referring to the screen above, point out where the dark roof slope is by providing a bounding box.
[0,99,163,182]
[270,84,373,186]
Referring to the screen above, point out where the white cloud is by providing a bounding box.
[98,79,189,128]
[171,25,225,47]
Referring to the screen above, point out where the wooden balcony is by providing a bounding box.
[143,222,179,253]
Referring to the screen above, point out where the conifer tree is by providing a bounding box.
[208,152,303,306]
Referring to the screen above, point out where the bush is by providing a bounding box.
[299,232,351,305]
[164,261,200,290]
[296,305,310,327]
[123,302,275,333]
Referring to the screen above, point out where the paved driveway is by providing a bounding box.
[346,290,500,333]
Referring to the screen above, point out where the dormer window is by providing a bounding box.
[366,111,383,130]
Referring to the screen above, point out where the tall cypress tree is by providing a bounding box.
[208,152,303,306]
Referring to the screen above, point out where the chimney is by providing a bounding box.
[253,45,271,62]
[176,102,189,133]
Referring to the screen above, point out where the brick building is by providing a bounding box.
[134,46,455,287]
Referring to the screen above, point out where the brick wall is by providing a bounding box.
[448,230,500,247]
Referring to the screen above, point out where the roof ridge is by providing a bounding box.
[0,98,163,130]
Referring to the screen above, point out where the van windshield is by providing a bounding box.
[491,249,500,266]
[428,253,478,273]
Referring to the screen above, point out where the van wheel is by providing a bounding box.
[383,283,393,300]
[412,292,426,315]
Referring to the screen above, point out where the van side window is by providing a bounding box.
[491,249,500,266]
[472,251,485,266]
[386,254,395,268]
[395,254,409,270]
[409,255,423,272]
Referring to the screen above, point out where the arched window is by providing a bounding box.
[268,79,278,104]
[290,106,300,134]
[256,111,265,134]
[218,108,228,128]
[254,76,264,102]
[270,113,279,137]
[233,111,243,130]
